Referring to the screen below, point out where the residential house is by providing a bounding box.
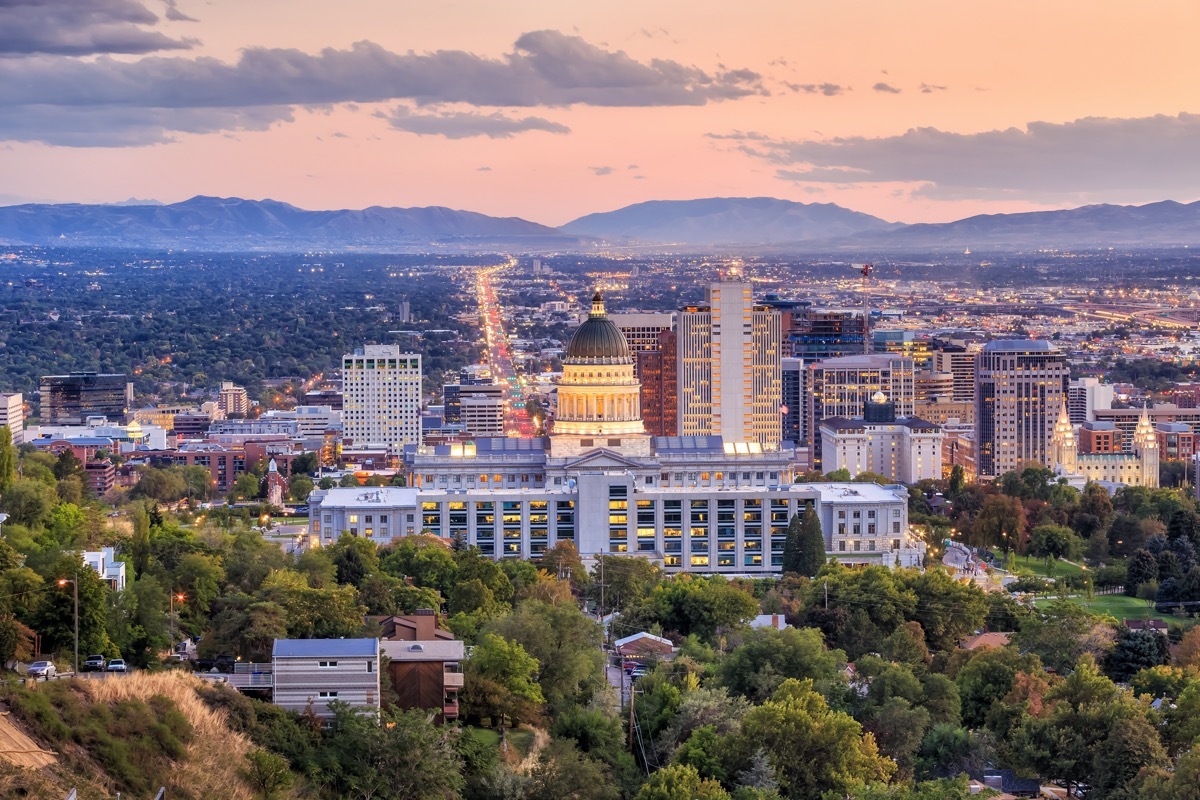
[271,638,380,718]
[614,631,676,666]
[378,610,464,723]
[83,547,126,591]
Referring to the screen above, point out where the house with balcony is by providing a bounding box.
[271,638,380,718]
[378,610,464,722]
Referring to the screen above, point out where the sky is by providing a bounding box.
[2,0,1199,225]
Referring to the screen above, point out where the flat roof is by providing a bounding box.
[316,486,418,507]
[273,638,379,658]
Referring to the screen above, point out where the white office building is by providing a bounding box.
[342,345,422,452]
[820,394,944,484]
[1,393,23,445]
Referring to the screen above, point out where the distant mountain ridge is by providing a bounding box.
[560,196,900,244]
[2,195,1199,250]
[0,195,572,248]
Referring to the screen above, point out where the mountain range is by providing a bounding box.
[1,195,1198,250]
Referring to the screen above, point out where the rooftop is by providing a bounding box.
[273,638,379,658]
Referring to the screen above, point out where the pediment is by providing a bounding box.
[559,449,657,470]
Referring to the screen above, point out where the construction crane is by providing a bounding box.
[851,262,874,354]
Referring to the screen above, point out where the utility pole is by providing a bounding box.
[628,682,636,753]
[824,579,828,610]
[58,573,78,676]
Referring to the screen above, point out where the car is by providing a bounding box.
[106,659,128,673]
[82,654,107,672]
[27,661,56,679]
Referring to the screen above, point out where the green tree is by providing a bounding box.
[737,679,894,798]
[527,739,622,800]
[783,507,825,577]
[639,575,758,642]
[1126,549,1159,597]
[489,599,605,711]
[287,475,313,502]
[0,478,58,528]
[0,426,16,492]
[636,763,730,800]
[241,749,294,800]
[232,472,262,501]
[970,494,1026,553]
[1104,628,1170,683]
[328,533,379,588]
[36,554,113,657]
[953,645,1041,729]
[463,632,545,725]
[380,534,459,595]
[717,626,845,702]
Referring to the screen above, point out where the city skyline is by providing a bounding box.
[2,1,1199,224]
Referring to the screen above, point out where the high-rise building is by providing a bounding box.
[1068,377,1115,425]
[443,384,505,437]
[609,312,676,366]
[1,393,23,445]
[638,330,679,437]
[806,355,916,467]
[218,382,250,417]
[914,370,955,403]
[932,341,981,404]
[874,331,933,367]
[342,345,423,451]
[39,373,132,425]
[975,340,1069,478]
[787,309,869,359]
[781,358,805,447]
[678,277,782,448]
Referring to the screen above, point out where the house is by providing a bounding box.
[960,632,1013,650]
[1124,618,1169,636]
[83,547,126,591]
[271,638,380,718]
[614,632,676,664]
[378,610,464,723]
[749,614,791,631]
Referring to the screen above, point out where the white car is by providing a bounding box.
[106,659,128,673]
[27,661,56,679]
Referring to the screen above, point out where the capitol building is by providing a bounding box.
[308,294,926,573]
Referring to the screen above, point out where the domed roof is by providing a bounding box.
[870,391,888,404]
[565,292,632,362]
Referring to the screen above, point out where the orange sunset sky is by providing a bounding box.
[2,0,1198,225]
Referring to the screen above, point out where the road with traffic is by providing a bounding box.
[476,266,537,437]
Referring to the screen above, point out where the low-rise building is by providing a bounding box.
[271,638,380,718]
[378,611,464,723]
[819,393,943,484]
[83,547,126,591]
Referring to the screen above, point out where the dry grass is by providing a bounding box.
[82,672,256,800]
[514,726,550,771]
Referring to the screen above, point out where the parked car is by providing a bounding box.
[82,654,107,672]
[106,659,128,673]
[27,661,56,679]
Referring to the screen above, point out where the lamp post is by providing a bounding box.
[169,592,186,649]
[57,574,78,676]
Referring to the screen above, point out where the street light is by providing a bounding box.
[170,592,186,650]
[57,574,78,676]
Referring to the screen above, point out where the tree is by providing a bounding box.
[0,426,15,493]
[636,763,730,800]
[783,507,825,577]
[0,616,35,665]
[1029,523,1082,564]
[1104,628,1170,683]
[1126,549,1159,597]
[488,599,605,711]
[287,475,314,502]
[971,495,1027,553]
[737,679,894,798]
[0,478,57,528]
[947,465,966,499]
[1174,626,1200,669]
[526,739,622,800]
[328,533,379,588]
[540,540,585,586]
[463,632,544,723]
[639,575,758,641]
[232,472,262,501]
[953,645,1042,729]
[35,554,113,657]
[1013,600,1115,675]
[242,749,294,800]
[717,626,845,702]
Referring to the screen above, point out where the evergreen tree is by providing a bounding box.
[0,426,15,493]
[783,507,826,577]
[1126,549,1159,597]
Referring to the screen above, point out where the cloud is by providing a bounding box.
[162,0,196,22]
[756,113,1200,200]
[0,104,292,146]
[705,130,771,141]
[787,82,846,96]
[873,82,901,94]
[591,166,614,176]
[919,83,947,94]
[477,166,492,171]
[0,30,764,145]
[0,0,196,55]
[379,106,569,138]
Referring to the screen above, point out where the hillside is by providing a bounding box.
[0,673,258,800]
[560,196,899,245]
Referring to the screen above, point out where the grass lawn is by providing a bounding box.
[1010,554,1087,579]
[1035,592,1180,622]
[466,724,536,758]
[468,726,501,748]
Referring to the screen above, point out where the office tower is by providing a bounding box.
[932,341,981,403]
[39,373,132,424]
[781,358,805,447]
[1068,377,1115,425]
[788,309,869,359]
[914,370,955,403]
[609,312,676,364]
[397,299,412,324]
[678,276,782,448]
[1,393,23,445]
[975,340,1069,478]
[873,331,933,367]
[443,383,505,437]
[218,382,250,417]
[303,388,344,410]
[342,345,423,451]
[806,355,916,468]
[638,329,678,437]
